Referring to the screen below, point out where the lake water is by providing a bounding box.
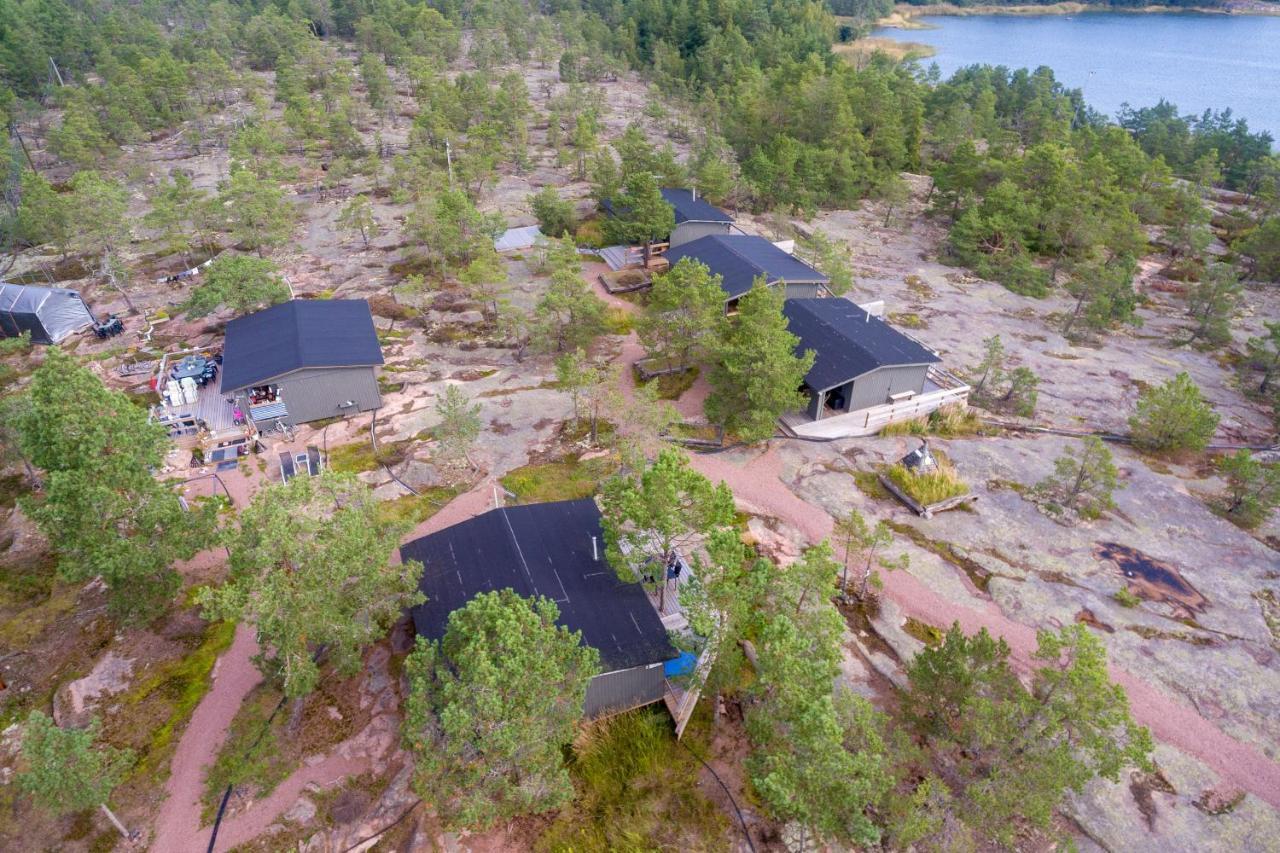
[874,13,1280,139]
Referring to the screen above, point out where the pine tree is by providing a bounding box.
[16,349,217,622]
[1185,262,1242,348]
[18,712,134,836]
[902,623,1152,844]
[403,590,598,829]
[433,384,482,471]
[1036,436,1119,520]
[337,194,379,248]
[1215,449,1280,529]
[635,257,726,371]
[184,254,289,318]
[705,281,813,442]
[1129,372,1220,452]
[833,508,908,601]
[219,169,296,257]
[197,472,424,698]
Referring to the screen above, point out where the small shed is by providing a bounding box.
[400,499,679,719]
[220,299,384,428]
[0,283,95,344]
[783,298,941,421]
[665,234,829,310]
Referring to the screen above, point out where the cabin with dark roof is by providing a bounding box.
[400,499,681,718]
[659,188,735,247]
[221,299,383,428]
[664,234,829,311]
[783,298,944,421]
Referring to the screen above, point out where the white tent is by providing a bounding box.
[0,283,95,344]
[494,225,545,253]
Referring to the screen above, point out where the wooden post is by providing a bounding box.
[100,803,131,839]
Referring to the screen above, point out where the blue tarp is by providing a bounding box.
[664,651,697,678]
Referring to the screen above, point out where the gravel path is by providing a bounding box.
[688,444,1280,811]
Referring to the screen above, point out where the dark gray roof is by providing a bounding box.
[221,299,383,392]
[783,298,940,392]
[659,188,733,224]
[400,499,677,672]
[665,234,828,299]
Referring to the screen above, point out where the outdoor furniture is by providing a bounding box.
[171,355,209,381]
[306,446,321,476]
[279,452,297,483]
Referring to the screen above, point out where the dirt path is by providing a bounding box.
[687,444,1280,811]
[151,623,264,852]
[151,484,498,851]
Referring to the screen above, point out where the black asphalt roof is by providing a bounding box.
[665,234,828,299]
[659,188,733,224]
[220,299,384,392]
[783,298,941,392]
[400,499,677,672]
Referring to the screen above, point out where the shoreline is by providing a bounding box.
[876,1,1280,27]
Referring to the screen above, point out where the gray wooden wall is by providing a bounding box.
[275,366,382,426]
[583,663,667,718]
[808,363,930,419]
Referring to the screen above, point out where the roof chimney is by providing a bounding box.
[691,186,697,202]
[591,536,599,561]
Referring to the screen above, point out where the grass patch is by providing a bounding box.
[888,311,927,329]
[879,404,985,438]
[603,305,635,335]
[500,453,620,504]
[574,218,605,249]
[903,617,944,647]
[374,486,459,526]
[640,367,698,401]
[884,456,969,506]
[201,684,290,822]
[125,619,236,781]
[0,551,75,649]
[327,434,413,474]
[538,706,727,852]
[851,469,893,501]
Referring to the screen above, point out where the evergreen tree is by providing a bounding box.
[601,448,736,605]
[1129,372,1220,452]
[1185,262,1242,348]
[144,172,207,264]
[184,254,289,318]
[833,508,907,601]
[635,258,726,371]
[529,186,576,237]
[1214,450,1280,529]
[533,238,606,353]
[337,194,379,248]
[402,590,598,829]
[1235,217,1280,283]
[16,349,216,622]
[903,623,1152,844]
[1241,321,1280,398]
[433,384,482,471]
[219,169,296,257]
[601,170,675,257]
[197,472,424,698]
[1035,436,1119,520]
[18,712,133,835]
[705,281,813,442]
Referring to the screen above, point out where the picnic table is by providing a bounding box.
[171,355,209,381]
